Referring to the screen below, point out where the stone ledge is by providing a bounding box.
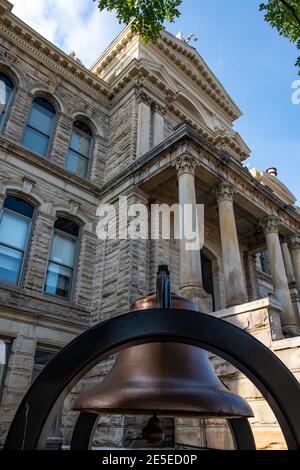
[272,336,300,351]
[213,297,281,318]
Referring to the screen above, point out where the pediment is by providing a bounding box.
[139,58,179,93]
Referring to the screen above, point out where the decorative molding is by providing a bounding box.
[47,78,60,94]
[172,153,199,177]
[69,200,81,216]
[260,216,280,235]
[212,182,236,203]
[22,177,35,195]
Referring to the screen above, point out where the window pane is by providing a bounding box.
[54,218,79,237]
[4,196,34,218]
[0,212,30,249]
[50,234,76,268]
[23,127,49,156]
[0,340,8,394]
[44,262,72,298]
[28,105,54,135]
[0,245,22,283]
[70,128,91,157]
[0,85,12,127]
[34,349,56,367]
[33,97,55,114]
[32,348,61,438]
[66,150,88,177]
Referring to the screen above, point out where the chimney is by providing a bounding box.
[266,167,278,177]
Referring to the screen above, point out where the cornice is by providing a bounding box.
[91,25,240,120]
[155,34,240,120]
[97,123,300,232]
[0,13,112,105]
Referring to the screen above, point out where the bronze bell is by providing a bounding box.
[73,266,253,419]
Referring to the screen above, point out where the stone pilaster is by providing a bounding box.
[3,87,32,143]
[49,113,73,168]
[152,104,165,147]
[0,331,36,446]
[73,230,98,312]
[261,217,299,334]
[282,242,296,285]
[136,96,151,158]
[172,154,212,313]
[244,253,260,302]
[213,182,248,307]
[22,209,55,292]
[288,234,300,297]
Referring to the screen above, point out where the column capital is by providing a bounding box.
[212,182,236,203]
[172,154,199,177]
[288,233,300,250]
[260,215,280,235]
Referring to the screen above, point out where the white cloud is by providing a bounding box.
[10,0,123,67]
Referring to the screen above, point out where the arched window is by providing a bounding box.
[23,97,56,157]
[0,195,34,284]
[66,120,93,178]
[0,72,14,131]
[44,217,80,299]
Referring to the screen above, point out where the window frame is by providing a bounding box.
[0,71,16,135]
[0,195,35,287]
[65,120,94,179]
[43,218,81,301]
[32,346,62,438]
[22,96,57,159]
[0,337,11,403]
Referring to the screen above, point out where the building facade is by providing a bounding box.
[0,0,300,450]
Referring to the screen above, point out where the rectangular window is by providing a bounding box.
[44,262,72,298]
[0,200,33,285]
[23,127,49,156]
[28,107,54,135]
[33,348,62,438]
[70,129,90,156]
[44,218,79,300]
[0,339,10,401]
[66,150,88,177]
[0,245,23,284]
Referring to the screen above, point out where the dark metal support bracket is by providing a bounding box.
[4,309,300,450]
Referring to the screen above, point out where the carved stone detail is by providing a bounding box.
[212,182,236,202]
[260,216,280,235]
[172,154,199,177]
[288,234,300,251]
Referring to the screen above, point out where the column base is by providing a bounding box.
[179,285,212,313]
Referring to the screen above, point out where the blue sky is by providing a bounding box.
[11,0,300,202]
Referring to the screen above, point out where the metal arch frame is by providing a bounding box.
[4,308,300,450]
[70,412,256,450]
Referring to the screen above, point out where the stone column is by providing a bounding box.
[261,217,299,334]
[282,242,296,285]
[213,183,248,307]
[136,100,151,158]
[173,154,212,312]
[281,241,300,322]
[289,234,300,296]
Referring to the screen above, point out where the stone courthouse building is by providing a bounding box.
[0,0,300,450]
